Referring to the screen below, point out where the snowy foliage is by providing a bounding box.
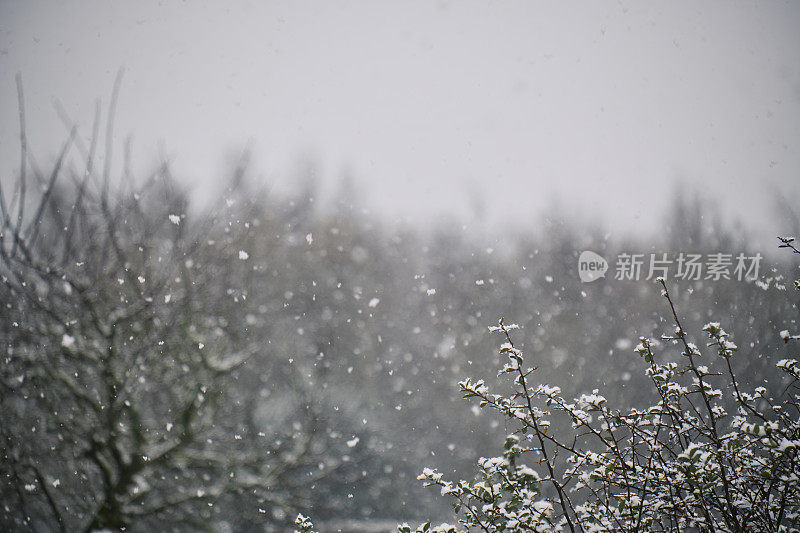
[294,513,316,533]
[402,271,800,532]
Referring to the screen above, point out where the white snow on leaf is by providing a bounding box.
[426,288,436,296]
[368,297,380,308]
[169,214,181,225]
[61,334,75,348]
[306,233,313,245]
[164,294,171,303]
[346,437,360,448]
[238,250,249,260]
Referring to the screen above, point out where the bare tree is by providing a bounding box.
[0,76,346,532]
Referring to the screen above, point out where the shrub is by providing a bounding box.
[404,242,800,532]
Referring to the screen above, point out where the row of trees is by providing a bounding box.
[2,79,798,531]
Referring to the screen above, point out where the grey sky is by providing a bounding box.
[1,1,798,244]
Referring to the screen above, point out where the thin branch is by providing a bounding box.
[102,68,125,204]
[63,100,101,266]
[11,73,28,257]
[32,465,67,533]
[26,127,77,247]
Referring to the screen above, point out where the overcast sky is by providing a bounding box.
[1,1,798,245]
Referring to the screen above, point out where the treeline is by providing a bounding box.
[1,121,797,531]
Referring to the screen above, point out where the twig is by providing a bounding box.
[102,68,125,204]
[62,101,101,266]
[26,127,77,247]
[11,73,28,257]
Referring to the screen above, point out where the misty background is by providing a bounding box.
[1,1,799,244]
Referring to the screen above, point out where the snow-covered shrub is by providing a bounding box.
[405,245,800,532]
